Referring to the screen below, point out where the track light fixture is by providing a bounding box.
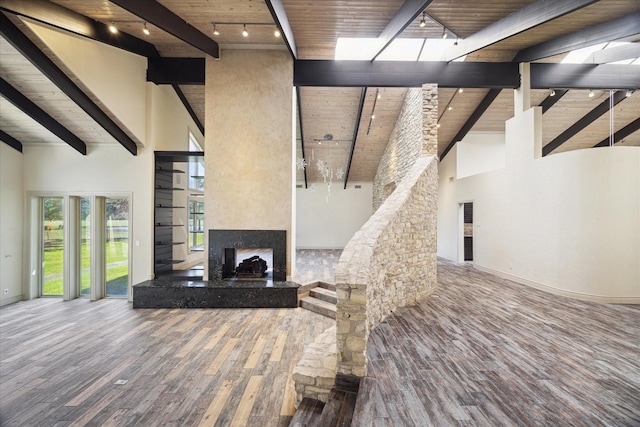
[626,89,635,97]
[210,22,285,38]
[142,22,150,36]
[458,88,464,94]
[419,12,426,28]
[454,36,458,46]
[549,89,556,97]
[108,22,118,34]
[441,27,447,39]
[588,89,595,98]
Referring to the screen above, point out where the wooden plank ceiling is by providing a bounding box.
[1,0,638,180]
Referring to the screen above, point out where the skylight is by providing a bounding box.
[561,41,639,64]
[335,37,466,61]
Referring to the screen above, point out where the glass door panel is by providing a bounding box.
[105,198,129,297]
[42,197,64,296]
[80,198,91,296]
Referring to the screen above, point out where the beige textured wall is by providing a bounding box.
[204,50,294,279]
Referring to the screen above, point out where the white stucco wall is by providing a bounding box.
[296,182,373,249]
[27,20,148,143]
[457,131,505,178]
[438,107,640,303]
[0,144,24,306]
[1,27,203,303]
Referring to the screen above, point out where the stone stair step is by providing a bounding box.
[310,287,337,304]
[319,282,336,291]
[301,296,337,319]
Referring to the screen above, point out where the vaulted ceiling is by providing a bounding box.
[1,0,639,185]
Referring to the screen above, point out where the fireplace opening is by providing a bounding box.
[223,248,274,280]
[209,230,287,282]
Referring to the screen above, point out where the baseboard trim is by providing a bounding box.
[296,246,344,250]
[0,295,24,307]
[473,264,640,305]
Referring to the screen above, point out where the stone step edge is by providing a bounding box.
[297,281,336,295]
[300,297,337,318]
[292,325,337,407]
[310,287,337,304]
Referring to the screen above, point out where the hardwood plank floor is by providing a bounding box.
[0,299,333,426]
[353,259,640,426]
[3,253,638,426]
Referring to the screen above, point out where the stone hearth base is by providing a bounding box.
[132,278,299,309]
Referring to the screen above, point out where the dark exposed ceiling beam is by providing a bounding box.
[530,63,640,90]
[0,129,23,153]
[543,90,627,156]
[147,58,204,85]
[539,89,568,114]
[586,42,640,64]
[440,89,502,160]
[0,76,86,154]
[0,0,159,57]
[295,87,308,188]
[109,0,219,58]
[371,0,434,61]
[344,88,367,189]
[446,0,599,61]
[172,84,204,136]
[264,0,297,60]
[0,12,138,155]
[294,60,520,88]
[515,12,640,62]
[593,117,640,148]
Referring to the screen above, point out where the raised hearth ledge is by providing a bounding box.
[132,278,299,309]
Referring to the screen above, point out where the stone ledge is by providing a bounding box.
[292,325,336,406]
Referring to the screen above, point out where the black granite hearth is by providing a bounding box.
[133,278,299,309]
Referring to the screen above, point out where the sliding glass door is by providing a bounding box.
[34,194,130,300]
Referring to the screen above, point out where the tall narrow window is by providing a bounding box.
[188,199,204,250]
[42,197,64,296]
[80,198,91,296]
[187,133,204,253]
[105,198,129,297]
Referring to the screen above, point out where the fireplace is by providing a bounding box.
[209,230,287,282]
[133,229,296,308]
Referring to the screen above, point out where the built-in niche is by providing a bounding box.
[154,151,204,278]
[463,202,473,261]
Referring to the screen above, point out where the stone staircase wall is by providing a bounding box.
[333,84,439,378]
[334,156,438,377]
[292,325,337,404]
